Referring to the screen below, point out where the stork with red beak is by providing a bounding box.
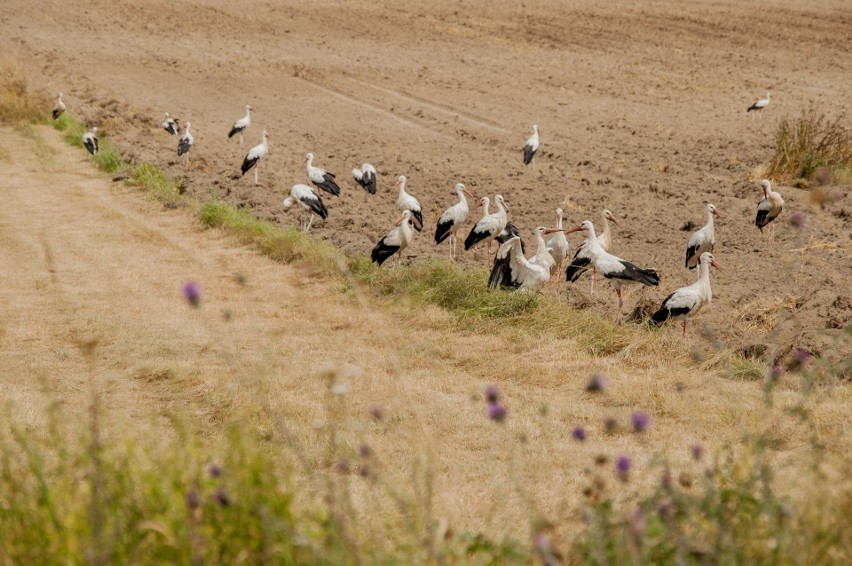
[652,252,722,337]
[464,195,509,267]
[371,210,415,267]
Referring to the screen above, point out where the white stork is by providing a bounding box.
[82,127,98,156]
[162,112,179,135]
[396,175,423,231]
[228,104,252,145]
[565,209,619,293]
[464,195,509,267]
[178,122,193,166]
[567,220,659,318]
[523,124,540,168]
[489,226,562,291]
[371,210,414,267]
[52,93,65,120]
[435,183,476,258]
[305,153,341,197]
[546,208,570,291]
[652,252,722,337]
[352,163,377,195]
[755,179,784,237]
[685,204,720,269]
[240,130,269,185]
[283,183,328,232]
[747,92,771,115]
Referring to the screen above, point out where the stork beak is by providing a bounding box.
[395,214,406,225]
[476,200,483,208]
[501,202,510,212]
[463,189,475,199]
[544,228,564,234]
[567,225,585,233]
[608,216,620,226]
[710,259,724,271]
[712,209,721,218]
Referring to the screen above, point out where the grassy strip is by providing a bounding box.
[768,106,852,185]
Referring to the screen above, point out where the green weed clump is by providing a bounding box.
[197,200,345,276]
[769,107,852,185]
[131,163,180,202]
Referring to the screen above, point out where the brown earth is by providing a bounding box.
[1,0,850,363]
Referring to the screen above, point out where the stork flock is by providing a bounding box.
[52,91,784,337]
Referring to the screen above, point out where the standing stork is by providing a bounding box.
[565,209,619,293]
[162,112,179,135]
[283,183,328,232]
[464,195,509,267]
[178,122,193,166]
[652,252,722,337]
[228,104,252,145]
[489,226,562,291]
[240,130,269,185]
[747,92,771,115]
[568,220,659,319]
[546,208,570,291]
[396,175,423,231]
[371,210,414,266]
[523,124,540,169]
[352,163,377,195]
[435,183,476,258]
[685,204,721,269]
[755,179,784,238]
[82,127,98,156]
[305,153,341,196]
[52,93,65,120]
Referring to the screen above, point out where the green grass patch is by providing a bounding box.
[53,112,127,174]
[130,162,181,202]
[197,200,345,276]
[769,107,852,185]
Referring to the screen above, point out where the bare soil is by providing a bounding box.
[2,0,850,362]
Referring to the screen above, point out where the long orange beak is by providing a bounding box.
[712,209,722,218]
[501,202,510,212]
[608,215,620,226]
[567,225,585,234]
[463,189,475,199]
[710,258,724,271]
[544,228,564,235]
[395,214,406,225]
[476,200,484,208]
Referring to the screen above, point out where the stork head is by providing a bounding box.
[700,252,723,271]
[707,203,721,218]
[603,209,620,226]
[396,175,406,188]
[57,92,63,99]
[568,220,594,234]
[262,130,269,139]
[305,152,314,163]
[477,196,489,208]
[456,183,475,199]
[246,104,252,111]
[184,121,191,129]
[164,112,170,118]
[91,127,97,133]
[495,195,509,212]
[282,197,294,209]
[533,124,539,133]
[760,179,772,194]
[396,209,412,225]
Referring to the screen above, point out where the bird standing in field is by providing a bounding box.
[565,209,619,293]
[178,122,194,166]
[489,226,562,292]
[162,112,179,135]
[283,183,328,233]
[685,204,721,269]
[82,127,98,156]
[464,195,510,267]
[568,220,659,319]
[240,130,269,185]
[435,183,476,259]
[755,179,784,238]
[372,210,415,267]
[523,124,540,169]
[747,92,771,116]
[652,252,722,337]
[228,104,252,145]
[305,153,342,196]
[395,175,423,231]
[52,93,65,120]
[352,163,377,195]
[546,208,570,291]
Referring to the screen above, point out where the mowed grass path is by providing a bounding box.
[0,126,846,544]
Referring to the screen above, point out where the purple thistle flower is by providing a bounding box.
[691,443,704,461]
[369,404,384,421]
[214,486,231,507]
[207,463,223,478]
[185,490,200,510]
[631,411,651,433]
[488,401,507,423]
[769,366,784,381]
[572,426,587,442]
[485,385,500,403]
[182,281,201,307]
[616,455,631,480]
[359,443,372,458]
[604,417,619,433]
[789,212,805,228]
[586,374,607,393]
[334,458,351,474]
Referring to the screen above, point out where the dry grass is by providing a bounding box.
[731,295,798,332]
[768,107,852,186]
[0,55,51,125]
